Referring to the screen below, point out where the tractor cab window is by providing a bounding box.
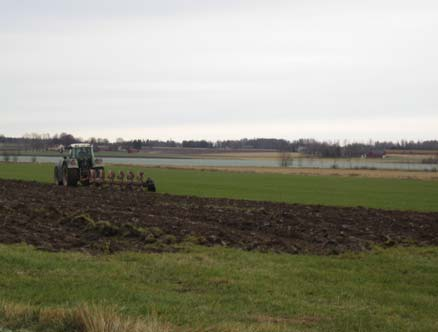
[75,147,92,159]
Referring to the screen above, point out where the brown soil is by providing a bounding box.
[0,179,437,255]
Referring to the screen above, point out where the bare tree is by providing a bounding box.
[279,150,292,167]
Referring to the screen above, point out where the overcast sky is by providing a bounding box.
[1,0,437,141]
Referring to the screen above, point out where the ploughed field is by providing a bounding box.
[1,179,437,255]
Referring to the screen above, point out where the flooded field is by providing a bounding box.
[10,155,438,171]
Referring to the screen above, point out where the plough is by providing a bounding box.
[96,170,156,191]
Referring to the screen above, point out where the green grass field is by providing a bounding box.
[0,162,437,211]
[1,244,437,332]
[1,162,438,331]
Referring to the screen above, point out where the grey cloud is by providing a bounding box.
[1,0,437,140]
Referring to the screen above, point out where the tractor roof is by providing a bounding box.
[68,143,92,148]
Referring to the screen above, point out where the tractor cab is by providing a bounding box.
[69,145,94,160]
[67,144,95,169]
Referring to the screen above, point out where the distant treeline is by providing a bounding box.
[1,133,438,158]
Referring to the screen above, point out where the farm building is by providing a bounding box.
[363,150,386,158]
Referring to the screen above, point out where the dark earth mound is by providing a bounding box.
[0,179,437,255]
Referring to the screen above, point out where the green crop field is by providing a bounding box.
[0,162,437,211]
[1,162,438,331]
[1,244,438,332]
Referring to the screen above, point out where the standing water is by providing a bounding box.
[10,155,438,172]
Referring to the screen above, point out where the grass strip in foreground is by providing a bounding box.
[0,245,437,332]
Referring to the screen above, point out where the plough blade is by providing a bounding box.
[96,170,156,191]
[88,169,105,185]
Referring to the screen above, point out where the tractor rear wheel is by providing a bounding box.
[81,180,90,186]
[54,166,62,185]
[62,165,79,187]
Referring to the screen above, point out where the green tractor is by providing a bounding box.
[54,143,104,186]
